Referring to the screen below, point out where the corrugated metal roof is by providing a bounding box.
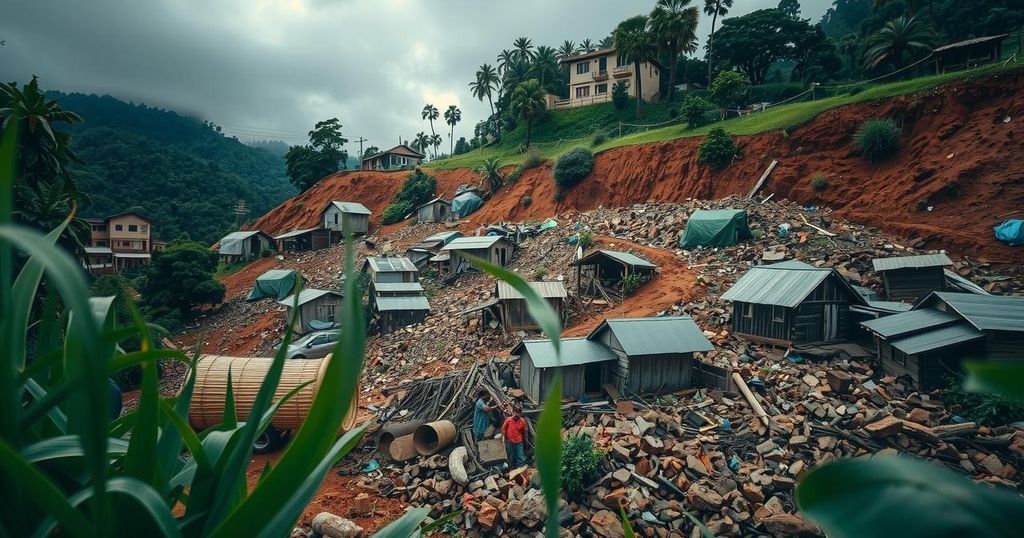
[364,256,418,273]
[274,227,318,240]
[574,250,656,268]
[890,323,985,355]
[441,236,507,251]
[933,34,1010,53]
[415,197,450,211]
[721,261,833,308]
[944,270,990,296]
[496,281,568,300]
[591,316,714,356]
[513,337,617,368]
[221,230,263,242]
[424,231,462,243]
[326,201,371,215]
[372,282,424,293]
[923,292,1024,332]
[860,308,959,338]
[872,253,952,272]
[375,295,431,312]
[278,288,342,307]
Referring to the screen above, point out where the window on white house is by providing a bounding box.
[575,86,590,98]
[128,224,138,232]
[115,224,123,231]
[616,55,628,67]
[576,62,590,74]
[595,83,608,94]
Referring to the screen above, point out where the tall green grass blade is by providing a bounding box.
[371,507,430,538]
[156,351,198,486]
[222,368,237,429]
[20,435,129,464]
[33,477,183,538]
[211,232,366,537]
[421,510,463,534]
[620,504,636,538]
[123,302,160,489]
[22,379,68,434]
[157,399,211,472]
[0,441,94,538]
[536,375,563,538]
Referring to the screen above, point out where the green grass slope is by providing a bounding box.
[430,62,1019,170]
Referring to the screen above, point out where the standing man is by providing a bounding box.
[501,403,528,468]
[473,390,495,441]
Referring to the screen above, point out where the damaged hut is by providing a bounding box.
[361,256,419,283]
[279,288,343,335]
[218,230,274,264]
[415,197,453,223]
[322,201,371,235]
[274,227,331,252]
[441,235,516,274]
[496,281,567,332]
[406,231,463,269]
[721,260,867,346]
[872,253,953,302]
[513,338,617,402]
[374,295,431,334]
[861,291,1024,390]
[572,250,656,302]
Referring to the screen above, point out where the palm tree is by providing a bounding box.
[863,15,933,70]
[469,64,499,115]
[613,16,657,118]
[509,79,546,147]
[421,104,439,158]
[430,134,443,157]
[649,0,700,101]
[558,40,578,58]
[703,0,734,86]
[579,39,597,53]
[532,46,560,88]
[501,60,533,98]
[412,131,430,154]
[476,157,504,192]
[497,49,516,75]
[444,105,461,155]
[513,36,535,62]
[598,35,614,48]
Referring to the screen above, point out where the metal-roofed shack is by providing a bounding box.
[415,197,453,223]
[322,201,371,235]
[441,235,515,274]
[374,295,431,334]
[495,281,568,332]
[872,253,952,302]
[572,249,656,302]
[361,256,419,283]
[513,338,617,402]
[218,230,275,263]
[406,231,463,270]
[274,227,331,252]
[721,260,866,346]
[278,289,343,335]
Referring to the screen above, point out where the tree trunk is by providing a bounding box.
[526,118,533,146]
[634,61,643,119]
[707,9,719,85]
[666,48,679,101]
[450,126,455,155]
[487,94,494,116]
[428,120,437,158]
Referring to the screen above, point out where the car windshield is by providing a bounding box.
[292,333,318,347]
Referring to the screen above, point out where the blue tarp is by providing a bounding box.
[994,220,1024,246]
[452,192,483,218]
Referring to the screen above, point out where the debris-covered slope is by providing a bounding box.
[249,68,1024,262]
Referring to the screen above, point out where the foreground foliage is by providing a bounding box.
[561,434,603,501]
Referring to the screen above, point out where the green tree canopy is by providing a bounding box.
[649,0,701,100]
[285,118,349,192]
[509,79,547,147]
[613,15,658,118]
[140,238,225,316]
[711,8,831,84]
[709,70,751,111]
[863,15,934,70]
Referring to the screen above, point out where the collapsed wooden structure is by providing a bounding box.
[571,249,657,303]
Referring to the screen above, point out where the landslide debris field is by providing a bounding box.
[154,70,1024,536]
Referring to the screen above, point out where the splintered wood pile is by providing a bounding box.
[381,359,516,427]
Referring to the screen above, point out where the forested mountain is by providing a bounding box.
[51,91,296,243]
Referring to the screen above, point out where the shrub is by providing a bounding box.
[591,130,606,147]
[260,246,275,257]
[381,200,413,224]
[941,375,1024,426]
[532,265,547,280]
[709,70,750,111]
[621,273,644,295]
[508,164,525,183]
[520,195,532,207]
[522,148,545,169]
[679,95,713,128]
[854,118,901,162]
[611,80,629,109]
[697,128,738,170]
[562,434,603,500]
[553,147,594,189]
[576,229,594,250]
[811,175,829,192]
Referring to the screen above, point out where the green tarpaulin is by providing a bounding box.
[452,192,483,218]
[246,269,299,301]
[679,209,753,248]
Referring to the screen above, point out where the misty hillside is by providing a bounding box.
[51,91,297,243]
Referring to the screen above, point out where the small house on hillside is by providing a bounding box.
[218,230,274,263]
[514,338,617,402]
[361,144,425,171]
[415,197,453,223]
[721,260,866,346]
[274,227,332,252]
[406,231,463,269]
[933,34,1009,73]
[872,253,953,302]
[861,292,1024,390]
[441,235,516,274]
[278,288,343,336]
[322,201,371,235]
[555,48,661,109]
[572,250,657,301]
[374,295,431,334]
[371,282,425,297]
[496,281,567,332]
[361,256,419,283]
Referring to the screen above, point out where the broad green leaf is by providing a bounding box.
[964,361,1024,402]
[157,399,211,472]
[371,507,430,538]
[796,455,1024,538]
[21,435,129,464]
[537,375,563,538]
[123,301,160,488]
[33,477,183,538]
[421,510,463,534]
[678,507,716,538]
[156,350,199,488]
[0,440,94,538]
[222,368,237,429]
[465,253,562,352]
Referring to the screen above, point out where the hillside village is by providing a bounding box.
[6,1,1024,538]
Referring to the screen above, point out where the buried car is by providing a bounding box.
[286,329,340,360]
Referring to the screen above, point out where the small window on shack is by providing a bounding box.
[772,305,785,323]
[893,349,907,367]
[743,303,754,318]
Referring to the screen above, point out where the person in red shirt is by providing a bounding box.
[501,403,528,468]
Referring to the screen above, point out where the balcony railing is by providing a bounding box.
[612,66,632,77]
[591,70,608,81]
[550,92,613,110]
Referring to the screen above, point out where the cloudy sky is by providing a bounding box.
[1,0,831,153]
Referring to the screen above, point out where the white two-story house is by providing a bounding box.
[552,48,662,109]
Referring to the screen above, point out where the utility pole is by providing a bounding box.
[353,136,368,159]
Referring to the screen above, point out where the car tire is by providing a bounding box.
[253,427,283,454]
[292,354,305,360]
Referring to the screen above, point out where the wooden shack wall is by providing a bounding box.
[502,297,563,331]
[373,270,417,284]
[792,278,852,344]
[692,361,733,391]
[417,203,450,223]
[625,353,694,394]
[324,207,369,234]
[983,331,1022,359]
[379,309,427,334]
[731,302,792,343]
[883,267,945,301]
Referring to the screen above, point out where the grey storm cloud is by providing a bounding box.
[1,0,830,151]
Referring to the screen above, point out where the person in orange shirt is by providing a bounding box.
[501,403,528,468]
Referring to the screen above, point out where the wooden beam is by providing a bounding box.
[748,159,778,198]
[732,372,770,427]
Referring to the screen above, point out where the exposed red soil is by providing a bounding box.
[249,68,1024,263]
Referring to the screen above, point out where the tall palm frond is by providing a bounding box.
[863,15,934,70]
[649,0,700,100]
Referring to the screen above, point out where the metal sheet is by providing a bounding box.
[513,337,617,368]
[924,291,1024,332]
[278,288,342,307]
[374,295,431,312]
[590,316,714,356]
[890,323,985,355]
[496,281,567,299]
[860,308,959,338]
[574,249,655,268]
[721,260,832,308]
[326,201,371,215]
[441,236,506,251]
[872,253,953,272]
